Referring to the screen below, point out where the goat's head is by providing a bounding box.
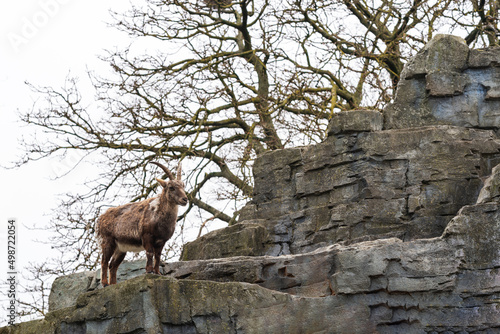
[151,161,188,206]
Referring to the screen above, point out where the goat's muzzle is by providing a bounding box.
[180,197,188,206]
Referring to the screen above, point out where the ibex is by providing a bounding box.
[96,161,188,286]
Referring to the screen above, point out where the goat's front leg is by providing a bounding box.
[145,250,155,274]
[153,244,165,275]
[141,232,156,274]
[143,237,155,274]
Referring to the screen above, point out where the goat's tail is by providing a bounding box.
[95,215,104,242]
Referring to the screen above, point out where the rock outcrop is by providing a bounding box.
[385,34,500,130]
[3,34,500,334]
[182,125,500,260]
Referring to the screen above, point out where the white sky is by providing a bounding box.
[0,0,133,325]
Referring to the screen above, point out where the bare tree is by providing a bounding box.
[15,0,500,319]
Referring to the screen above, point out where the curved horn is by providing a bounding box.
[151,161,175,180]
[176,162,182,180]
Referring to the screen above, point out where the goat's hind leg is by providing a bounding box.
[100,242,115,287]
[109,250,126,285]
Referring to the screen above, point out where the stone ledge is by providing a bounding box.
[469,47,500,68]
[327,110,383,136]
[27,169,500,332]
[180,221,274,261]
[21,197,500,332]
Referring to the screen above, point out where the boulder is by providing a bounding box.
[385,34,500,130]
[48,271,94,312]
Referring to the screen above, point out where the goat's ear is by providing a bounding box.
[156,178,168,188]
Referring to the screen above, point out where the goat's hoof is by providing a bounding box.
[146,271,161,276]
[102,283,109,287]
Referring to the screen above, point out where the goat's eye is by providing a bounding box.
[169,186,175,191]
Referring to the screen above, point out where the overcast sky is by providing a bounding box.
[0,0,133,324]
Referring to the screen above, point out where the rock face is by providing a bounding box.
[3,34,500,334]
[182,125,500,260]
[6,199,500,333]
[385,34,500,130]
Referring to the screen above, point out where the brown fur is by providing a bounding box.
[96,162,188,286]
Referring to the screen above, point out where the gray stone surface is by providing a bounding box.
[477,163,500,204]
[327,109,383,135]
[42,163,500,332]
[385,34,500,130]
[425,71,466,96]
[48,271,94,311]
[179,222,274,261]
[469,46,500,68]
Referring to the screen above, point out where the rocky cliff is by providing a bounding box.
[2,34,500,333]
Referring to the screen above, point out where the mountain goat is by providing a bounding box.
[96,161,188,286]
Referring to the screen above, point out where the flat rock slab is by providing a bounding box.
[327,109,383,135]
